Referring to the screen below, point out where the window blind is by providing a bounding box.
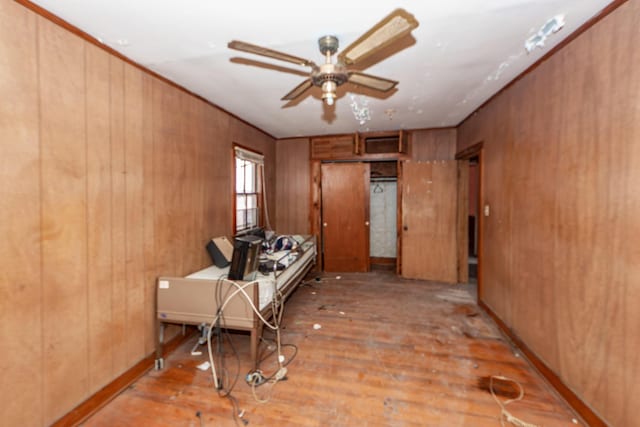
[234,146,264,165]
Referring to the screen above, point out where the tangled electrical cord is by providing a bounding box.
[206,279,279,386]
[245,333,299,404]
[243,287,297,404]
[489,375,539,427]
[206,278,250,426]
[205,275,294,424]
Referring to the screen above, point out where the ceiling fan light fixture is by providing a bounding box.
[321,80,337,106]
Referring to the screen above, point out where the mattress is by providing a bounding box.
[186,235,315,310]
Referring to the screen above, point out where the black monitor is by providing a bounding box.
[228,235,262,281]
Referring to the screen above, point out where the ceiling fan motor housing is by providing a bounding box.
[312,63,349,87]
[318,35,339,55]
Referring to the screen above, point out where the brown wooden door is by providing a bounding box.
[321,162,370,272]
[400,160,458,283]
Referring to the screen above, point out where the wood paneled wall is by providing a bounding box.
[411,128,457,160]
[274,138,310,234]
[457,1,640,426]
[0,2,275,425]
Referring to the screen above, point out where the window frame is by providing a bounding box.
[233,144,264,234]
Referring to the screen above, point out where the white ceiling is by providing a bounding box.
[31,0,613,138]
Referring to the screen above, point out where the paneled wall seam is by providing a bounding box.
[36,13,45,427]
[123,66,129,363]
[146,79,155,351]
[83,37,90,401]
[108,56,115,379]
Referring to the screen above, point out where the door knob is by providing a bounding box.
[323,222,328,227]
[365,221,370,226]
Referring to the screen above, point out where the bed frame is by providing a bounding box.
[154,235,316,369]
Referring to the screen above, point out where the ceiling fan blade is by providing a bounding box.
[228,40,316,68]
[348,71,398,92]
[338,8,419,66]
[282,79,314,101]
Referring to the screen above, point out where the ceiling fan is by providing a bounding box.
[228,9,419,106]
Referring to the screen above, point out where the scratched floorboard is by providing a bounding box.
[83,271,579,427]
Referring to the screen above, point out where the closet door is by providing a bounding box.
[321,162,370,272]
[400,160,458,283]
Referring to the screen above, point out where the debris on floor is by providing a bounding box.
[196,361,211,371]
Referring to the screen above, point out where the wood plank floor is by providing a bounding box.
[83,271,580,426]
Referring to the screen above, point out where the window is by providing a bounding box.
[234,146,263,232]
